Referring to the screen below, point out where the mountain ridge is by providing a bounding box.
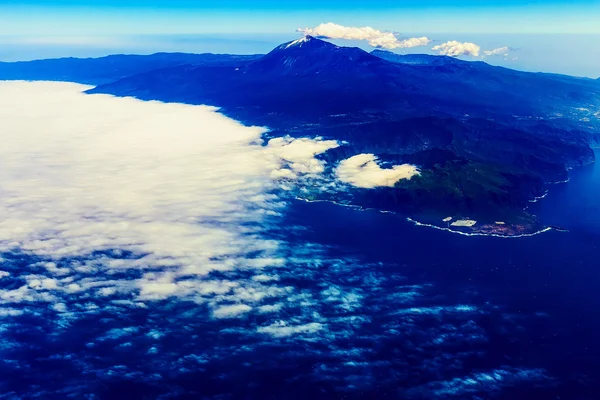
[371,48,599,82]
[1,38,595,84]
[0,52,262,85]
[86,37,600,132]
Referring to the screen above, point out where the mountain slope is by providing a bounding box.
[87,37,428,124]
[0,52,262,85]
[84,37,597,229]
[371,49,478,67]
[88,38,600,130]
[247,36,400,76]
[371,49,600,127]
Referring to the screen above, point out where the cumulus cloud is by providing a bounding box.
[297,22,430,50]
[432,40,481,57]
[392,36,432,48]
[483,46,510,57]
[265,136,339,179]
[336,154,420,188]
[257,303,284,313]
[212,304,253,319]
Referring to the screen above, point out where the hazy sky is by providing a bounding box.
[0,1,599,77]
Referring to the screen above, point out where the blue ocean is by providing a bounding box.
[276,150,600,399]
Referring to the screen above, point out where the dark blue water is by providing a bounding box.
[1,152,599,399]
[279,151,600,399]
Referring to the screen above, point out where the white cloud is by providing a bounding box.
[27,277,59,290]
[52,303,68,313]
[98,287,117,297]
[0,284,57,303]
[252,274,280,282]
[0,308,24,317]
[336,154,420,188]
[432,41,481,57]
[265,136,339,179]
[212,304,252,319]
[0,81,279,273]
[0,80,304,316]
[297,22,430,50]
[392,36,431,48]
[257,303,284,313]
[66,283,82,293]
[257,320,324,337]
[139,281,179,299]
[484,46,510,57]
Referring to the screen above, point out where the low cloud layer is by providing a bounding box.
[336,154,420,188]
[0,81,295,319]
[0,81,276,270]
[297,22,430,50]
[432,40,481,57]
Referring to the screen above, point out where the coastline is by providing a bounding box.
[406,217,554,238]
[293,195,557,239]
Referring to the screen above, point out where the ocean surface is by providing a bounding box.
[1,83,599,399]
[278,151,600,399]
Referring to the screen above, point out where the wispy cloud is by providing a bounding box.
[297,22,430,50]
[257,321,324,337]
[484,46,510,57]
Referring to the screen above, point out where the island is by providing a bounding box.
[2,36,598,236]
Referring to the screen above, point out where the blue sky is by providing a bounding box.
[2,0,600,35]
[1,1,599,77]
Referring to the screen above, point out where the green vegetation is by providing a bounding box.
[395,160,539,218]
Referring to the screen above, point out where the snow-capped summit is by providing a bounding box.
[246,35,392,76]
[284,35,314,49]
[274,35,337,52]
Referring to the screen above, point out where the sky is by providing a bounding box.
[2,0,600,35]
[0,0,599,77]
